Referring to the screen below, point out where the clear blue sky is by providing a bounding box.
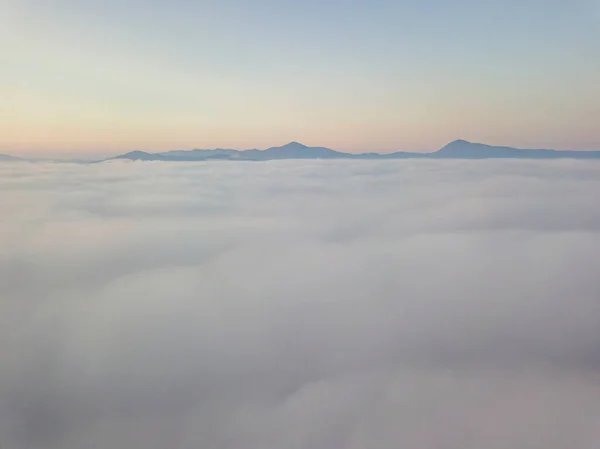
[2,0,599,156]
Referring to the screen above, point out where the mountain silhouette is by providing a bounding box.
[3,141,600,163]
[104,140,600,162]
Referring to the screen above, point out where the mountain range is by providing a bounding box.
[2,140,600,163]
[108,140,600,162]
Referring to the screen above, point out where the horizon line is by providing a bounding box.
[4,139,600,161]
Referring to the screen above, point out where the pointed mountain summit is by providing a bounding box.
[284,141,307,148]
[264,142,310,152]
[260,142,346,159]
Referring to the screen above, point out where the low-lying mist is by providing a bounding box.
[2,159,600,448]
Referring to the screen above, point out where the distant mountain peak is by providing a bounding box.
[112,150,159,161]
[437,139,486,155]
[440,139,479,149]
[282,141,307,148]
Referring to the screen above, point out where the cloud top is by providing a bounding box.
[2,159,600,448]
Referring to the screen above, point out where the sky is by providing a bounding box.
[1,0,600,157]
[2,158,600,448]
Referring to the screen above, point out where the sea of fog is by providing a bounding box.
[2,159,600,448]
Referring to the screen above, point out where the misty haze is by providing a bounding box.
[2,158,600,448]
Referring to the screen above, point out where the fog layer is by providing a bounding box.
[1,159,600,448]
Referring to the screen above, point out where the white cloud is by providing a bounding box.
[1,159,600,448]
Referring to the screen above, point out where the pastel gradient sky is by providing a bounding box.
[2,0,599,157]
